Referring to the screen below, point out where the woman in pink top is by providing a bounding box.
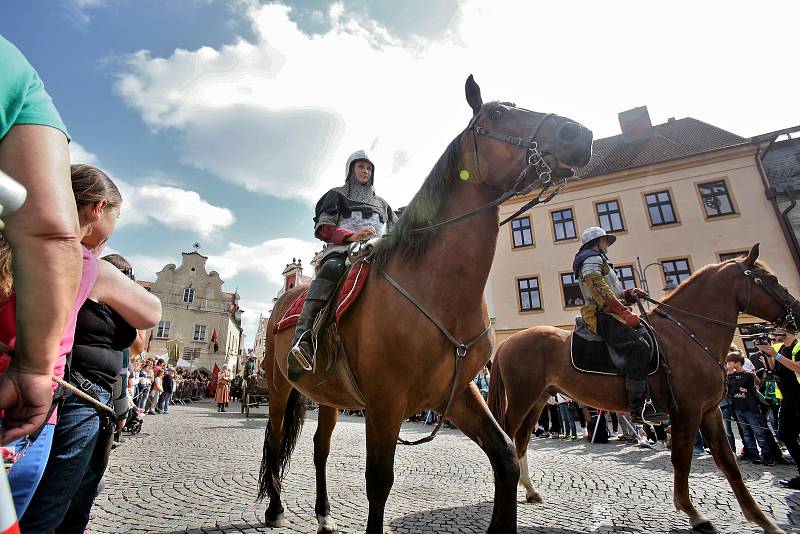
[0,162,123,516]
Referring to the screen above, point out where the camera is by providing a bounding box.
[740,324,775,347]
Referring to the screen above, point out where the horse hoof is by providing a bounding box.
[265,512,287,528]
[691,520,718,534]
[317,514,338,533]
[525,489,542,503]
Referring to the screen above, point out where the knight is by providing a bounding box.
[288,150,395,380]
[573,226,669,425]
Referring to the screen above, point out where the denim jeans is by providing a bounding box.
[558,403,576,436]
[158,391,172,413]
[20,381,112,533]
[148,390,161,413]
[135,383,150,409]
[736,409,774,462]
[7,423,54,518]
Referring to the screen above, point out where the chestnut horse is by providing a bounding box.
[257,76,593,533]
[488,244,799,534]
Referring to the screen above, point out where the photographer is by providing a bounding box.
[756,326,800,489]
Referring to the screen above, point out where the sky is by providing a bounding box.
[3,0,799,346]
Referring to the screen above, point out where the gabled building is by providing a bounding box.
[140,251,243,371]
[489,106,800,352]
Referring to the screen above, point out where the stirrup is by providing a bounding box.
[639,399,669,424]
[289,332,315,371]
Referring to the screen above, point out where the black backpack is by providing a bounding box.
[587,413,609,443]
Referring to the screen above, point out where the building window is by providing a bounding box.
[551,208,576,241]
[719,251,748,262]
[155,320,171,339]
[596,200,624,232]
[183,287,195,303]
[614,265,637,290]
[193,324,207,342]
[511,216,534,248]
[182,347,201,360]
[661,259,691,288]
[698,180,735,217]
[645,191,677,226]
[560,273,584,308]
[517,277,542,311]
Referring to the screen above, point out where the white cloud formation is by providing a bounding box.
[115,1,800,210]
[206,237,319,286]
[116,180,235,237]
[65,0,109,28]
[69,142,235,237]
[69,141,100,165]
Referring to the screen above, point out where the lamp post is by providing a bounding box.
[636,257,665,295]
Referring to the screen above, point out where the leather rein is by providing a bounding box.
[408,106,570,235]
[636,261,799,403]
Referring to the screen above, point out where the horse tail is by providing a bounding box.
[257,388,307,502]
[487,341,508,433]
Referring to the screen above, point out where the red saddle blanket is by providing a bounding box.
[273,261,371,335]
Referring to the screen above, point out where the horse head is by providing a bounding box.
[732,243,800,330]
[462,75,593,194]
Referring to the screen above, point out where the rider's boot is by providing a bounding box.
[628,378,669,425]
[287,275,338,381]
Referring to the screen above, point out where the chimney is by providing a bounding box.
[618,106,652,140]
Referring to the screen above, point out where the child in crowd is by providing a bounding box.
[726,352,775,466]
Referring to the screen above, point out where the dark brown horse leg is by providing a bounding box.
[669,410,717,533]
[364,405,403,534]
[263,390,288,527]
[448,383,519,533]
[700,408,785,534]
[514,397,547,504]
[314,405,339,533]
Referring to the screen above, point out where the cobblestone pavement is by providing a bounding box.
[89,401,799,533]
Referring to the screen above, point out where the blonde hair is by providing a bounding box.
[0,164,122,298]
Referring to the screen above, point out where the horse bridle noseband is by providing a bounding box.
[737,261,799,331]
[408,105,572,234]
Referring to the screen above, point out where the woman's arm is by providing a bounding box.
[91,260,161,329]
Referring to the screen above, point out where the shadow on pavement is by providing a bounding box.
[387,501,643,533]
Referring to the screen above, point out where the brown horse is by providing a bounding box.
[258,75,593,534]
[488,244,799,534]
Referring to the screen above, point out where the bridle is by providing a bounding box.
[636,260,800,409]
[737,261,799,331]
[408,104,573,234]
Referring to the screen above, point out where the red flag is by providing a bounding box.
[210,328,219,353]
[208,363,219,396]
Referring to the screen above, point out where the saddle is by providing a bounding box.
[273,260,371,335]
[569,316,660,376]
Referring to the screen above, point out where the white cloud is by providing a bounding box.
[115,0,800,210]
[67,142,235,237]
[116,180,235,237]
[206,237,318,286]
[65,0,109,28]
[69,141,100,165]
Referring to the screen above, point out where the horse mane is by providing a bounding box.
[370,134,463,269]
[662,257,772,303]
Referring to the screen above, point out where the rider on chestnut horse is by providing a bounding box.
[288,150,396,380]
[572,226,669,424]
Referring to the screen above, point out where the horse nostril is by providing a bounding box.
[558,122,581,143]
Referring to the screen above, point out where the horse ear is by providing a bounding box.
[744,243,760,266]
[465,74,482,116]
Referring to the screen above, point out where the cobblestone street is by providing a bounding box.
[90,401,799,533]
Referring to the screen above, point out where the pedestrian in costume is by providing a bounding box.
[288,150,395,380]
[573,227,668,424]
[215,364,232,412]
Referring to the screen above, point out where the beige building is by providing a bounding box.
[489,107,800,351]
[140,251,243,372]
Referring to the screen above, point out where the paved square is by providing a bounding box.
[89,401,799,533]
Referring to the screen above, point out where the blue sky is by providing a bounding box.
[3,0,798,344]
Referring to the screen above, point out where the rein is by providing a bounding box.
[635,260,800,405]
[408,108,570,235]
[381,270,492,446]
